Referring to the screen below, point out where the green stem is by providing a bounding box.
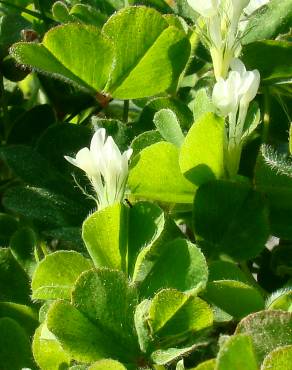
[123,100,129,123]
[40,241,50,256]
[262,87,270,143]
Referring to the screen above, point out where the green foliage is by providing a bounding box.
[255,145,292,238]
[11,23,113,93]
[148,289,213,343]
[242,40,292,84]
[193,180,269,260]
[129,142,195,203]
[242,0,292,44]
[102,6,190,98]
[135,238,208,297]
[0,317,33,370]
[31,251,93,300]
[203,280,265,319]
[11,7,190,99]
[235,311,292,364]
[216,335,258,370]
[89,360,127,370]
[1,1,292,369]
[153,109,185,147]
[261,345,292,370]
[82,203,128,270]
[33,324,71,370]
[0,248,30,304]
[179,113,226,186]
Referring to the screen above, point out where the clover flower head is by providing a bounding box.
[187,0,264,79]
[65,128,132,210]
[212,58,260,118]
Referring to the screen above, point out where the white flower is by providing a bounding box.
[188,0,262,79]
[212,58,260,118]
[187,0,220,18]
[65,128,132,210]
[212,58,260,177]
[212,72,241,116]
[230,58,260,106]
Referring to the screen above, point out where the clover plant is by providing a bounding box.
[0,0,292,369]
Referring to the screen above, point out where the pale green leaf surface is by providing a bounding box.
[131,130,164,157]
[192,359,216,370]
[103,6,190,98]
[82,203,128,271]
[179,113,226,186]
[261,345,292,370]
[148,289,213,339]
[32,251,93,300]
[128,142,196,203]
[208,261,250,284]
[33,324,71,370]
[266,288,292,311]
[89,359,127,370]
[11,24,113,92]
[154,109,185,147]
[151,344,205,365]
[128,201,166,276]
[193,89,215,122]
[216,334,258,370]
[134,299,152,353]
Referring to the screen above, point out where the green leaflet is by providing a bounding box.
[128,142,196,203]
[11,23,113,93]
[33,324,71,370]
[235,310,292,364]
[179,113,226,186]
[31,251,93,300]
[193,180,269,261]
[216,335,258,370]
[203,280,265,319]
[242,0,292,44]
[11,7,190,99]
[261,345,292,370]
[103,6,190,98]
[0,317,33,370]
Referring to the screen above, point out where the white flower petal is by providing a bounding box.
[208,15,222,49]
[125,148,133,161]
[64,148,97,178]
[90,128,106,153]
[241,69,260,104]
[230,58,246,75]
[212,74,241,116]
[187,0,220,18]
